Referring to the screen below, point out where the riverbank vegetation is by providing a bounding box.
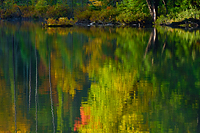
[0,0,200,26]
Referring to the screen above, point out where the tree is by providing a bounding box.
[146,0,159,22]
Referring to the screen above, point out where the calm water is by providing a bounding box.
[0,21,200,133]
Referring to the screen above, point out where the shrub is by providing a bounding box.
[46,18,56,25]
[58,17,76,25]
[46,17,76,25]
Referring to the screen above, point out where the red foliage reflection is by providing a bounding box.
[74,107,90,131]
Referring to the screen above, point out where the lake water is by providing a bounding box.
[0,21,200,133]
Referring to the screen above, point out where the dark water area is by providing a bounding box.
[0,21,200,133]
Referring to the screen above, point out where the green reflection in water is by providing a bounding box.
[0,21,200,133]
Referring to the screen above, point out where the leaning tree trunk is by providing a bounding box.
[146,0,157,22]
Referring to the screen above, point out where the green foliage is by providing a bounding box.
[45,5,58,18]
[52,4,70,18]
[0,1,71,19]
[46,4,70,18]
[3,0,14,9]
[89,8,119,22]
[115,0,151,23]
[75,3,150,23]
[98,8,119,22]
[156,8,200,24]
[176,8,200,20]
[75,9,92,21]
[155,15,171,24]
[89,10,101,22]
[35,0,48,17]
[19,5,35,18]
[116,11,150,23]
[1,0,200,24]
[0,4,21,19]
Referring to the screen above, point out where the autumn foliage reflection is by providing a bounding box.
[1,22,200,132]
[74,106,91,131]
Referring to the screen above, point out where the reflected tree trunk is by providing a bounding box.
[49,54,56,133]
[29,36,32,110]
[57,58,65,131]
[144,28,157,59]
[35,39,38,133]
[197,103,200,132]
[26,63,28,109]
[144,31,153,58]
[144,28,157,65]
[57,65,64,131]
[12,35,17,133]
[29,55,31,110]
[162,35,167,55]
[153,28,156,45]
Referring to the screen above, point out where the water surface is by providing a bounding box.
[0,21,200,133]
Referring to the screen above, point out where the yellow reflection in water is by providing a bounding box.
[0,70,30,132]
[75,62,154,133]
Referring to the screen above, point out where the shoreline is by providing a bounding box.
[1,17,200,30]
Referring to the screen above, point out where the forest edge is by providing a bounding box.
[0,0,200,29]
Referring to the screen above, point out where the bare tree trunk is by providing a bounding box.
[146,0,157,22]
[162,0,168,14]
[146,0,154,18]
[153,5,156,22]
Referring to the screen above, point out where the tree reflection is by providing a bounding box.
[0,22,200,132]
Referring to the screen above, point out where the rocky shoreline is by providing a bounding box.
[75,20,153,28]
